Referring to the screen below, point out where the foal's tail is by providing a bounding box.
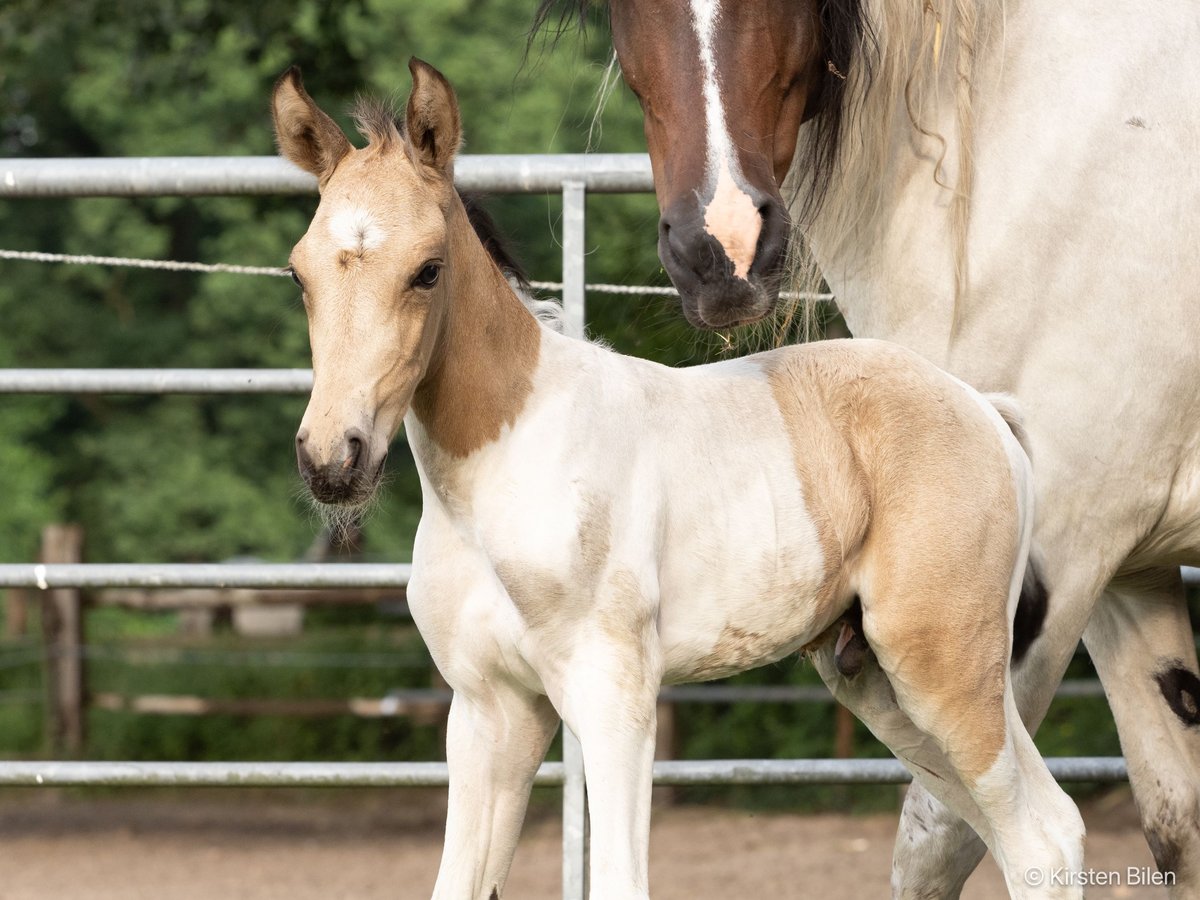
[984,392,1032,461]
[984,392,1049,665]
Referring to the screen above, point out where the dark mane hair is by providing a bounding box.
[794,0,876,221]
[528,0,595,56]
[459,192,531,289]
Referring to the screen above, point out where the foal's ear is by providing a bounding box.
[405,58,462,177]
[271,66,352,188]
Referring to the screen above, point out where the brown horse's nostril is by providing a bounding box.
[750,196,790,281]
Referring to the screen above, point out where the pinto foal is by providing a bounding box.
[273,61,1085,900]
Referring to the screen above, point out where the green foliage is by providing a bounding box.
[0,0,671,565]
[84,620,442,763]
[0,0,705,769]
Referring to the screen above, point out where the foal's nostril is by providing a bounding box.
[342,428,368,473]
[295,429,314,479]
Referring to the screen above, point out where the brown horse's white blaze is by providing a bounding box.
[275,62,1085,900]
[609,0,818,329]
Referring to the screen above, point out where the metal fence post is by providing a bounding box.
[561,179,588,900]
[562,724,588,900]
[561,180,586,338]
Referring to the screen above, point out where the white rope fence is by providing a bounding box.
[0,248,287,278]
[0,248,835,303]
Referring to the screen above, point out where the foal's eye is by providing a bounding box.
[287,268,304,289]
[414,263,441,288]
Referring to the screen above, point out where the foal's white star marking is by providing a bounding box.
[327,207,385,255]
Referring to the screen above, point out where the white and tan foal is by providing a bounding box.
[273,61,1085,900]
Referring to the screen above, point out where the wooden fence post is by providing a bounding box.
[5,588,29,638]
[653,699,677,807]
[39,524,85,756]
[834,702,856,759]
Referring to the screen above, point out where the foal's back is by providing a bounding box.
[535,333,1027,685]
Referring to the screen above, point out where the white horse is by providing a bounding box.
[273,60,1085,899]
[583,0,1200,893]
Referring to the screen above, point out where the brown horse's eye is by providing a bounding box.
[415,263,441,288]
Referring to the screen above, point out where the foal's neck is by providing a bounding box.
[410,195,542,459]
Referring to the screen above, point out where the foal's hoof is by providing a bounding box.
[834,620,869,678]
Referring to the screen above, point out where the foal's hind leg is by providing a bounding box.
[1084,568,1200,895]
[889,561,1103,898]
[853,560,1084,898]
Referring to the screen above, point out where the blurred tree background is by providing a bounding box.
[0,0,804,776]
[0,0,700,567]
[0,0,1180,807]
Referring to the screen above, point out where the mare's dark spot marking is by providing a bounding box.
[1146,826,1181,878]
[490,888,500,900]
[1012,562,1048,665]
[1154,660,1200,727]
[1126,116,1147,128]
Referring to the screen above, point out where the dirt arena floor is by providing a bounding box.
[0,786,1169,898]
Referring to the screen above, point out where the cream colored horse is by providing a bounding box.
[274,61,1084,899]
[585,0,1200,893]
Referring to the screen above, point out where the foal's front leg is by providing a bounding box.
[560,615,662,900]
[432,685,559,900]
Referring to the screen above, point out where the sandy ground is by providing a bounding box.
[0,787,1170,899]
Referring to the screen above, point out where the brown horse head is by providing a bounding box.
[272,60,462,507]
[600,0,864,328]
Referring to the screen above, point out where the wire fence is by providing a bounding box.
[0,248,833,304]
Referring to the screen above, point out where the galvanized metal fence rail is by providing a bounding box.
[0,756,1128,788]
[2,153,1184,899]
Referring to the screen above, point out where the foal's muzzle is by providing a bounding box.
[295,426,386,505]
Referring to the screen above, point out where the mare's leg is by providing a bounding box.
[432,685,559,900]
[559,584,661,900]
[889,556,1109,898]
[1084,568,1200,895]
